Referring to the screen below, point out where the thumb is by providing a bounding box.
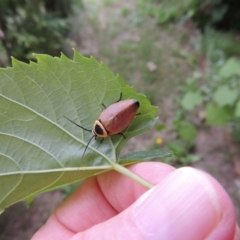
[132,167,237,240]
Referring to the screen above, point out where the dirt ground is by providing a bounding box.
[0,1,240,239]
[193,127,240,223]
[0,191,64,240]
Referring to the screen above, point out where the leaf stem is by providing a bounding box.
[111,163,154,189]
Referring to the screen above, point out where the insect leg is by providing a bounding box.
[116,92,122,102]
[118,132,126,139]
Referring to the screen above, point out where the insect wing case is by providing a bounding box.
[98,99,139,135]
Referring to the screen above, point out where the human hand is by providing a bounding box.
[32,162,239,240]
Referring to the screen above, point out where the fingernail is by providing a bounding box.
[132,167,222,240]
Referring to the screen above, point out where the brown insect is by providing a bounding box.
[65,93,140,159]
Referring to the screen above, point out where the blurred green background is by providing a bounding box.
[1,0,240,238]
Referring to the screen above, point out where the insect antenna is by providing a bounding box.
[81,134,96,163]
[64,116,96,165]
[64,116,92,132]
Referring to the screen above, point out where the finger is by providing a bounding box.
[97,161,176,212]
[32,162,175,240]
[69,167,237,240]
[234,225,240,240]
[57,162,174,231]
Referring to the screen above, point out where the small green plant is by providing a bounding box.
[137,0,195,24]
[166,110,201,166]
[165,32,240,163]
[180,57,240,126]
[154,116,201,166]
[173,52,240,163]
[166,141,201,166]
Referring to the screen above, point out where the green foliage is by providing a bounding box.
[171,40,240,162]
[155,123,166,131]
[181,91,203,111]
[205,58,240,125]
[138,0,240,33]
[235,101,240,118]
[192,0,240,32]
[119,150,172,165]
[164,112,199,166]
[178,55,240,127]
[213,85,238,107]
[206,103,234,126]
[177,121,197,143]
[136,0,240,163]
[231,118,240,144]
[137,0,195,24]
[201,29,240,60]
[0,0,81,63]
[167,141,186,157]
[166,141,201,166]
[219,57,240,78]
[0,51,165,210]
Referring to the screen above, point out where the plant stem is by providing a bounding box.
[111,162,154,189]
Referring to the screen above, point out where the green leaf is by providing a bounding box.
[219,57,240,78]
[166,141,186,157]
[178,121,196,143]
[187,154,201,163]
[206,102,234,126]
[119,150,171,165]
[26,195,35,206]
[213,85,238,107]
[181,91,203,111]
[235,100,240,118]
[179,154,201,166]
[0,50,158,210]
[155,123,166,131]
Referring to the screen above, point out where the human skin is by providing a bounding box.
[32,162,239,240]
